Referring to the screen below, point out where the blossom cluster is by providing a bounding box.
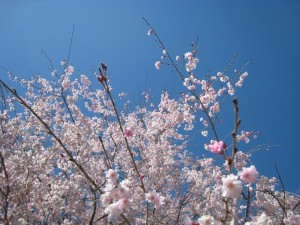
[0,28,298,225]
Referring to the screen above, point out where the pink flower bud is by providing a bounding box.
[101,63,107,71]
[124,127,134,137]
[98,76,104,84]
[208,141,226,155]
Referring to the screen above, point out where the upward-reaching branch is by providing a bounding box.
[143,17,220,141]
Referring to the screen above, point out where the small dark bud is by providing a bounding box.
[101,63,107,71]
[60,154,65,158]
[234,147,238,154]
[238,119,241,126]
[227,158,232,166]
[98,68,103,76]
[232,98,238,105]
[98,76,104,84]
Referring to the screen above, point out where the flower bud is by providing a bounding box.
[101,63,107,71]
[98,76,104,84]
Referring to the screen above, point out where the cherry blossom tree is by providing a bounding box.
[0,19,299,225]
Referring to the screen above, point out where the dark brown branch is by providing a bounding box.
[292,200,300,212]
[0,152,10,225]
[230,97,240,173]
[98,136,112,169]
[88,187,97,225]
[98,67,148,224]
[61,87,75,124]
[256,189,287,217]
[245,187,251,221]
[175,192,189,224]
[275,163,287,220]
[221,98,241,224]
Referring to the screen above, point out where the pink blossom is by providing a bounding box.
[283,212,300,225]
[104,201,122,217]
[155,61,161,70]
[239,165,259,184]
[124,127,134,137]
[65,65,74,76]
[118,198,131,210]
[60,59,67,66]
[136,218,145,225]
[222,174,242,198]
[208,141,226,155]
[198,215,215,225]
[147,29,154,35]
[145,190,165,208]
[106,169,119,183]
[245,212,274,225]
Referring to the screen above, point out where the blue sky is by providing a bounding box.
[1,1,300,192]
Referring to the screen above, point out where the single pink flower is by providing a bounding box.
[208,141,226,155]
[155,61,161,70]
[124,127,134,137]
[239,165,259,184]
[222,174,242,198]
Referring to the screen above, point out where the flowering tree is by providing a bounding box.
[0,20,299,225]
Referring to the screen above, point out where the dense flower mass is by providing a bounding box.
[0,24,298,225]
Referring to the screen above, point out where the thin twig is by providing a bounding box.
[61,87,75,124]
[275,163,287,219]
[98,136,112,169]
[41,48,55,71]
[66,24,75,67]
[0,152,10,225]
[88,187,97,225]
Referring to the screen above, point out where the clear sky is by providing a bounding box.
[1,1,300,192]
